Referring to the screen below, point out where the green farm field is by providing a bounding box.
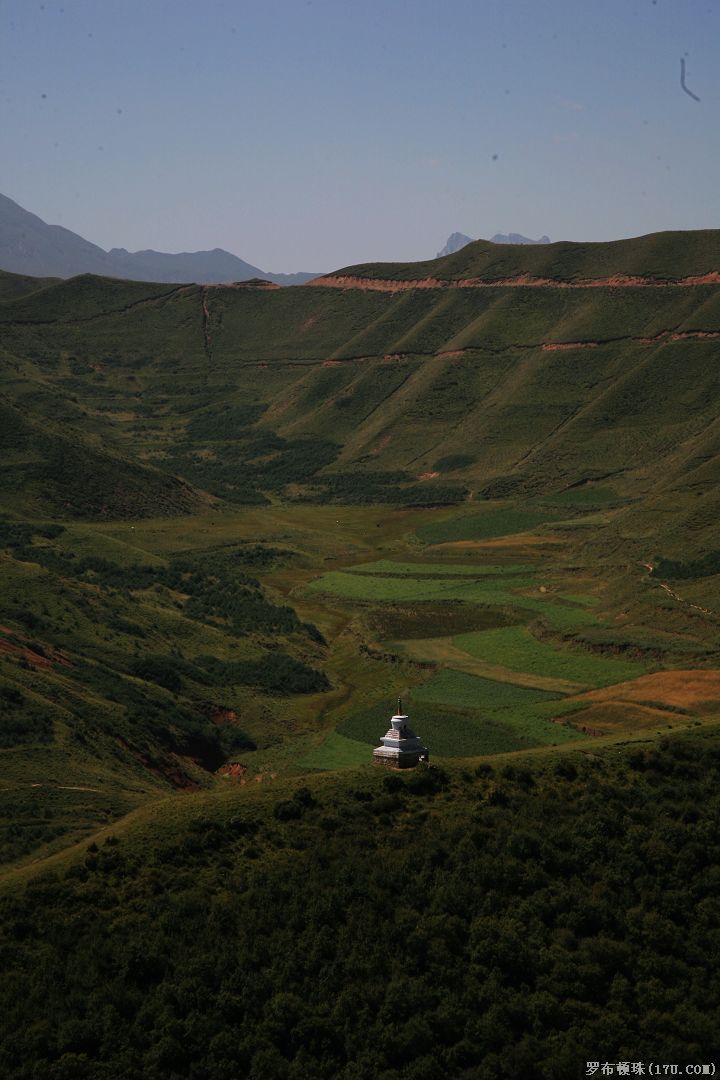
[304,567,538,603]
[2,465,713,879]
[334,693,559,759]
[343,558,538,577]
[329,673,586,762]
[295,535,704,768]
[415,508,562,544]
[453,626,646,688]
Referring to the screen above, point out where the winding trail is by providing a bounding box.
[308,272,720,292]
[199,287,211,354]
[2,283,190,327]
[640,561,717,618]
[201,288,212,361]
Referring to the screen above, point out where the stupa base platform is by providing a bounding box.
[372,747,429,769]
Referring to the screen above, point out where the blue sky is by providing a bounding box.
[1,0,718,270]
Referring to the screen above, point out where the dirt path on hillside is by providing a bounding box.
[201,288,212,360]
[0,783,104,794]
[6,284,190,329]
[308,272,720,292]
[279,329,720,374]
[431,535,567,551]
[640,562,718,618]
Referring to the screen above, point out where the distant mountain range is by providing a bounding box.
[436,231,551,257]
[0,193,320,285]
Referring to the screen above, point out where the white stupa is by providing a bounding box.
[372,699,429,769]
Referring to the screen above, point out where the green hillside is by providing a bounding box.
[0,401,206,520]
[2,249,720,551]
[0,267,60,301]
[328,228,720,282]
[2,233,720,1075]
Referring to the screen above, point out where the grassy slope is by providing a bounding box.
[305,569,538,602]
[0,510,337,865]
[1,254,720,550]
[0,400,206,520]
[330,228,720,281]
[0,268,60,301]
[454,626,645,687]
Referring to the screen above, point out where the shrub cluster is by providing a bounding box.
[294,471,467,505]
[653,550,720,580]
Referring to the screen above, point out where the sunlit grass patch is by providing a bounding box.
[552,513,611,530]
[411,669,560,711]
[53,526,166,568]
[556,592,601,606]
[527,601,601,629]
[300,731,371,770]
[485,699,589,744]
[346,559,537,578]
[453,626,645,688]
[416,508,560,545]
[305,570,538,603]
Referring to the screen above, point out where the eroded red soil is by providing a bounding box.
[308,272,720,292]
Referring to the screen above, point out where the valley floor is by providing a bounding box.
[3,495,720,879]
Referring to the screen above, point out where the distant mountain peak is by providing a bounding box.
[491,232,550,245]
[436,232,474,258]
[436,231,550,258]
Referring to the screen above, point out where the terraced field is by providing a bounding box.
[415,509,563,544]
[304,567,538,603]
[343,559,537,577]
[453,626,645,688]
[298,530,704,768]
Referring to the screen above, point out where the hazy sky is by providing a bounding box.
[1,0,718,271]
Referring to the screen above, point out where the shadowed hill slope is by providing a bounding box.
[0,401,206,520]
[0,267,60,302]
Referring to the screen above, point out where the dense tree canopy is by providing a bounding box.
[0,737,718,1079]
